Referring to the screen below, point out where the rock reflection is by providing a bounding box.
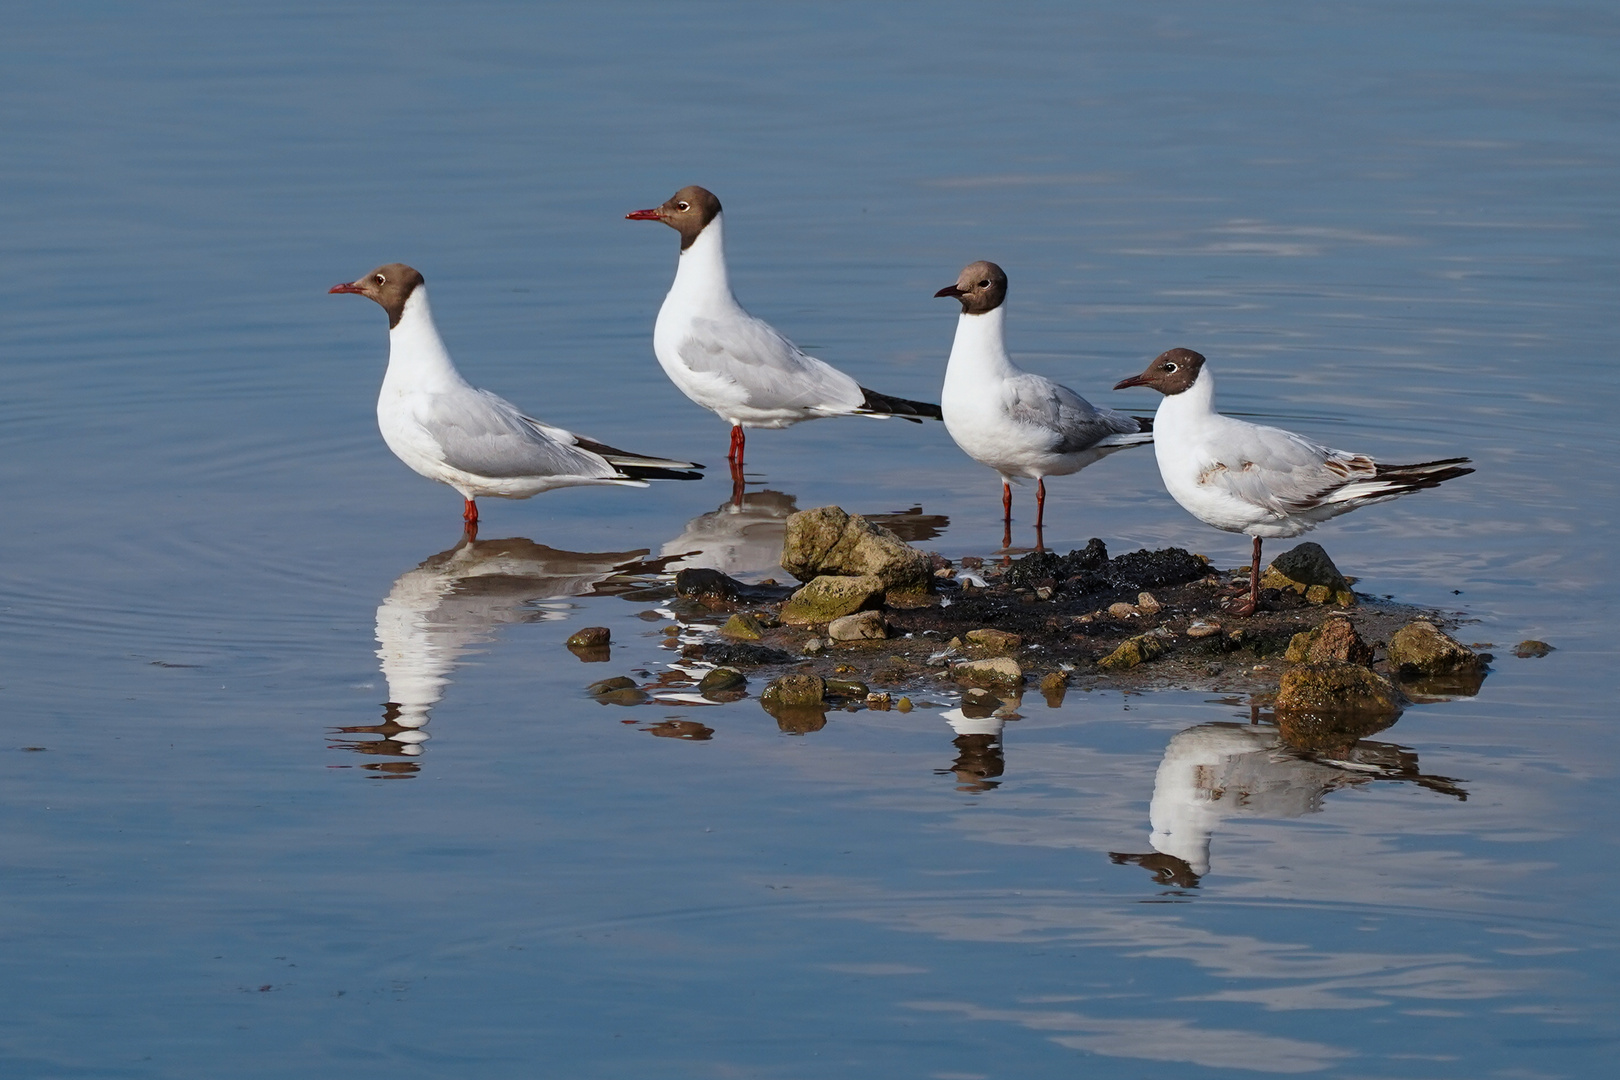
[1111,720,1466,886]
[663,489,948,577]
[333,534,667,776]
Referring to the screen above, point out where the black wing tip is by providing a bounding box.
[1373,458,1474,492]
[858,387,945,421]
[1134,415,1154,433]
[619,465,705,482]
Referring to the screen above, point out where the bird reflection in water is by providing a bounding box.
[1111,719,1466,889]
[331,533,674,777]
[935,695,1013,792]
[663,487,948,579]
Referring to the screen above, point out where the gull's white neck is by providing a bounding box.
[384,288,469,392]
[1156,368,1218,427]
[663,215,740,315]
[943,306,1020,390]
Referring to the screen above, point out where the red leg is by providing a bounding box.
[727,425,746,464]
[1035,478,1047,530]
[1001,480,1012,523]
[1226,536,1261,617]
[462,498,479,525]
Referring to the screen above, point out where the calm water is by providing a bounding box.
[3,2,1617,1076]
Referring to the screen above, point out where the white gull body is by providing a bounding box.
[332,262,700,523]
[1143,359,1467,538]
[941,302,1149,484]
[650,214,868,429]
[935,260,1150,531]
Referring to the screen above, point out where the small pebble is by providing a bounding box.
[1186,619,1222,638]
[866,692,892,710]
[1108,602,1138,619]
[1034,586,1054,601]
[1514,640,1553,658]
[803,637,826,655]
[896,697,913,712]
[1136,591,1162,615]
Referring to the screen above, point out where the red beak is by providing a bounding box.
[1114,373,1150,391]
[625,208,663,221]
[329,282,365,295]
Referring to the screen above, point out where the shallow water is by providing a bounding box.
[2,2,1617,1076]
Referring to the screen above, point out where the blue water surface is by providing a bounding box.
[1,2,1616,1077]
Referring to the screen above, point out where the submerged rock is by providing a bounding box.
[697,667,747,695]
[1260,542,1355,606]
[1039,670,1069,707]
[566,627,611,647]
[1514,640,1554,659]
[1285,613,1374,666]
[780,574,885,625]
[828,610,888,641]
[760,672,826,709]
[780,506,933,593]
[1387,620,1484,675]
[586,675,648,707]
[674,568,794,605]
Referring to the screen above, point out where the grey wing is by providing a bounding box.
[680,314,864,411]
[1005,374,1147,453]
[1202,422,1376,513]
[423,390,621,480]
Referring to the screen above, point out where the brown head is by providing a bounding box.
[1114,348,1206,395]
[625,185,723,251]
[328,263,425,329]
[934,260,1008,316]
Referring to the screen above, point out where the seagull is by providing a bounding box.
[627,185,941,468]
[1115,348,1472,615]
[935,260,1152,539]
[330,263,703,527]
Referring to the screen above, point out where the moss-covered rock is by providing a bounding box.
[1387,620,1483,675]
[1284,613,1374,665]
[779,574,885,625]
[951,657,1023,688]
[1098,632,1170,670]
[965,628,1022,654]
[1275,661,1404,716]
[759,672,826,708]
[719,613,764,641]
[697,667,747,695]
[781,506,932,593]
[1261,542,1355,606]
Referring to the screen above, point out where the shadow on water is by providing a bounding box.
[331,532,680,777]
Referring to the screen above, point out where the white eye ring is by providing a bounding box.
[375,274,387,285]
[978,280,990,288]
[1164,362,1178,372]
[675,201,690,211]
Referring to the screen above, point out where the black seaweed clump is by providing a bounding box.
[700,642,794,666]
[1003,541,1206,596]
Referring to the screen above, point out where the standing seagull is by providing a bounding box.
[1115,348,1472,615]
[935,260,1152,541]
[627,185,941,469]
[330,263,702,528]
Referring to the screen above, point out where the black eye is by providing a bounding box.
[1163,362,1178,373]
[978,279,990,288]
[375,274,387,286]
[676,201,690,212]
